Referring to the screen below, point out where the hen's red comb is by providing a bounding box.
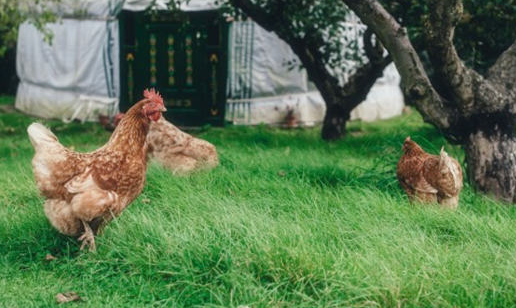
[143,88,164,105]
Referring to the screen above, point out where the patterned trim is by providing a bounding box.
[185,34,193,86]
[150,34,157,86]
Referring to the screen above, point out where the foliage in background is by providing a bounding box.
[0,0,59,57]
[222,0,362,77]
[382,0,516,73]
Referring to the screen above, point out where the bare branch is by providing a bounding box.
[341,28,391,110]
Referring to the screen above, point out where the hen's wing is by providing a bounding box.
[148,117,190,154]
[397,155,438,198]
[65,168,120,223]
[423,155,463,197]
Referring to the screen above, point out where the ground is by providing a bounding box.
[1,95,516,307]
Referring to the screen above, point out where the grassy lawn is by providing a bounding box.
[2,94,516,307]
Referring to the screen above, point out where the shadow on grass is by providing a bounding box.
[0,222,83,265]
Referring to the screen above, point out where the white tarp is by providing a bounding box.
[350,64,404,122]
[15,0,121,122]
[31,0,124,17]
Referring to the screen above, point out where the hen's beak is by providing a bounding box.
[160,106,167,112]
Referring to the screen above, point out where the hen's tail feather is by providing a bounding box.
[442,155,462,191]
[27,123,58,148]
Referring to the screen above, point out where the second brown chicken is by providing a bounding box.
[396,137,463,209]
[113,115,218,175]
[146,117,219,175]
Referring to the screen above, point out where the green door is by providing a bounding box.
[120,11,227,126]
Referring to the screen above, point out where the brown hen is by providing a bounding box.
[113,114,218,175]
[27,89,166,251]
[396,137,463,209]
[146,117,218,175]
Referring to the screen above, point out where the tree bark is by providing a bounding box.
[230,0,391,140]
[291,30,390,140]
[487,41,516,99]
[465,129,516,203]
[318,29,391,140]
[321,104,349,140]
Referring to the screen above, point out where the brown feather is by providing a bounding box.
[397,137,463,209]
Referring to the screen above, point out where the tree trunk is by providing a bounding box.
[321,104,350,140]
[465,129,516,202]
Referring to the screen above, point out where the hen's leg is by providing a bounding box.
[78,220,96,251]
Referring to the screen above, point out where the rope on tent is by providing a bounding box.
[226,20,255,125]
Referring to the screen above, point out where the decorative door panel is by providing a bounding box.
[120,11,227,126]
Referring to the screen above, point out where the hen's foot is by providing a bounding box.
[78,221,96,252]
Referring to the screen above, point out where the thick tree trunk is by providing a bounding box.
[465,130,516,202]
[321,104,350,140]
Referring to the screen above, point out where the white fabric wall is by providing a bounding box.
[226,21,324,125]
[15,0,121,122]
[350,63,404,122]
[16,19,120,122]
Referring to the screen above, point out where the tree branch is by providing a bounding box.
[487,40,516,100]
[341,0,456,133]
[363,28,385,64]
[230,0,342,101]
[424,0,512,116]
[424,0,476,114]
[339,28,391,111]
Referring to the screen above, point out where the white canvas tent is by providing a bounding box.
[15,0,404,125]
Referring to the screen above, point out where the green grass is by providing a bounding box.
[2,94,516,307]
